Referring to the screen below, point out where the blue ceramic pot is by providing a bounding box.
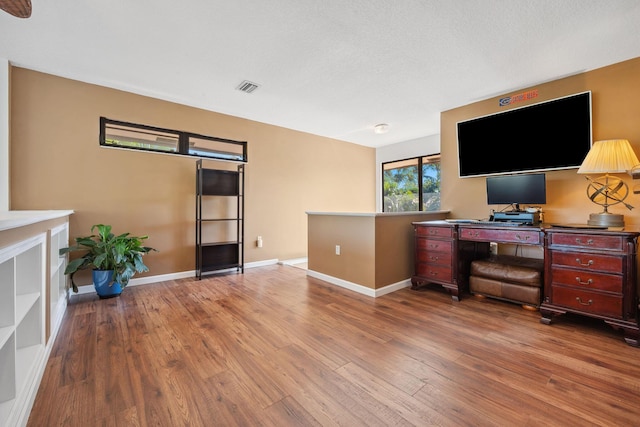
[92,269,122,298]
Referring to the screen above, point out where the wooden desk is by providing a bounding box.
[411,221,640,346]
[411,221,542,301]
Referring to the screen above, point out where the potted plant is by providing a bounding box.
[60,224,157,298]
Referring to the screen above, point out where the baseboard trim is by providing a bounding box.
[306,270,411,297]
[70,259,281,295]
[248,258,280,268]
[72,259,417,298]
[278,257,308,266]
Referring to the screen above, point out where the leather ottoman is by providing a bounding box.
[469,254,544,308]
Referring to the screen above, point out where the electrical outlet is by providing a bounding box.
[335,245,340,255]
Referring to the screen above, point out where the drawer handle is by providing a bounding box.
[576,297,593,306]
[575,277,593,286]
[428,244,440,249]
[575,238,594,245]
[575,258,594,267]
[428,230,438,235]
[429,256,439,261]
[467,231,480,238]
[429,271,439,276]
[515,234,530,242]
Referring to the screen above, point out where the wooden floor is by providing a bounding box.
[28,265,640,426]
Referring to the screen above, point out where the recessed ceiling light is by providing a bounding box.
[374,123,389,134]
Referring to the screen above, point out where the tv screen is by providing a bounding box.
[486,173,546,208]
[457,91,592,177]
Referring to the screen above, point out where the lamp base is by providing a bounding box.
[587,212,625,228]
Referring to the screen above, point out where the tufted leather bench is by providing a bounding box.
[469,254,544,309]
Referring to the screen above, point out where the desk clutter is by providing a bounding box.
[411,220,640,347]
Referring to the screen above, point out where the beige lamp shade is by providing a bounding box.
[577,139,640,174]
[576,138,639,227]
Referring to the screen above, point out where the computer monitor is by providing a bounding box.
[486,173,546,211]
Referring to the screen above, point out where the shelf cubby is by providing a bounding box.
[49,223,69,339]
[0,233,46,427]
[0,258,15,330]
[0,333,16,421]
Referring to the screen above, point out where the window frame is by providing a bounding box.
[382,153,441,212]
[99,117,248,163]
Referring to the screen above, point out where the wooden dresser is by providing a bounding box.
[542,228,639,346]
[412,222,458,298]
[412,222,489,301]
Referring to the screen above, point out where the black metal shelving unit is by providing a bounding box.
[196,159,244,279]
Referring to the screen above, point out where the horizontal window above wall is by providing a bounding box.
[100,117,247,163]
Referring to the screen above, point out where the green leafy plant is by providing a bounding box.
[60,224,157,293]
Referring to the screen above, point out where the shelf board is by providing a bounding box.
[50,262,62,278]
[15,293,39,326]
[202,241,239,247]
[201,263,241,272]
[0,326,12,349]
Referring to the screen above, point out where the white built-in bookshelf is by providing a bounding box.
[0,211,72,427]
[0,234,46,426]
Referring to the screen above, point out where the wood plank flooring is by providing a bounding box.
[28,265,640,426]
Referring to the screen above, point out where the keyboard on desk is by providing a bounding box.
[474,220,526,227]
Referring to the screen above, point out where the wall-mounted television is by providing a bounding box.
[457,91,592,177]
[486,173,546,211]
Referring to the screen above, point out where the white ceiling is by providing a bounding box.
[2,1,640,148]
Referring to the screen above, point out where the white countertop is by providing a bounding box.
[0,210,74,232]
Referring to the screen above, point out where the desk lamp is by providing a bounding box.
[577,139,640,227]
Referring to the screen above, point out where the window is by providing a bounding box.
[383,154,440,212]
[100,117,247,162]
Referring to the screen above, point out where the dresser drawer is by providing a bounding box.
[416,238,453,254]
[551,267,623,293]
[459,227,541,245]
[548,232,625,251]
[415,263,452,283]
[550,251,623,274]
[416,249,452,266]
[550,286,623,318]
[415,225,453,238]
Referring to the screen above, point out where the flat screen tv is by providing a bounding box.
[457,91,592,177]
[486,173,546,210]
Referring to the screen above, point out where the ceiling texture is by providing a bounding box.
[2,0,640,148]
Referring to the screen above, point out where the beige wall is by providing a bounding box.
[9,67,376,283]
[308,214,376,287]
[308,212,447,290]
[1,59,8,210]
[442,57,640,227]
[373,213,447,287]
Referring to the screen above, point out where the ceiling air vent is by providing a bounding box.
[236,80,260,93]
